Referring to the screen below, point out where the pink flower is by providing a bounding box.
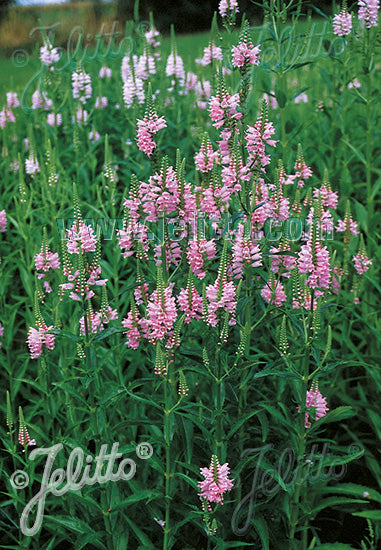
[47,113,62,127]
[177,279,203,323]
[40,42,60,66]
[303,385,329,428]
[123,75,145,107]
[313,184,338,209]
[25,156,40,176]
[35,249,60,272]
[66,221,97,254]
[333,10,352,36]
[232,224,262,278]
[336,217,358,236]
[194,137,220,172]
[358,0,379,28]
[74,107,88,124]
[145,28,160,49]
[246,116,277,168]
[136,112,166,157]
[99,66,112,78]
[166,52,185,82]
[205,276,237,326]
[353,252,372,274]
[187,238,216,279]
[134,53,156,79]
[19,425,36,447]
[348,78,361,89]
[198,455,234,506]
[0,210,7,232]
[270,243,296,276]
[0,108,16,129]
[95,96,108,109]
[297,240,331,289]
[6,92,20,108]
[72,70,92,104]
[146,283,178,345]
[0,322,3,348]
[294,93,308,104]
[261,278,287,306]
[117,220,149,259]
[209,92,242,129]
[231,41,260,68]
[122,307,148,350]
[196,42,223,66]
[80,307,118,335]
[219,0,239,17]
[88,129,101,143]
[27,322,55,359]
[31,90,52,110]
[263,91,277,109]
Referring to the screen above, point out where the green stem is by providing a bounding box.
[215,347,224,460]
[163,367,173,550]
[365,83,373,228]
[289,342,310,548]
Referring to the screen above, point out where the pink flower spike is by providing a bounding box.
[353,252,372,275]
[231,42,260,68]
[0,210,7,232]
[198,455,234,505]
[66,221,97,254]
[358,0,379,28]
[27,323,55,359]
[333,10,352,36]
[219,0,239,17]
[19,425,36,447]
[302,385,329,428]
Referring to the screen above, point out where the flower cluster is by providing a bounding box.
[333,10,353,36]
[27,321,55,359]
[72,69,92,104]
[0,209,7,232]
[40,41,60,66]
[358,0,379,28]
[219,0,239,17]
[196,42,223,66]
[136,108,166,157]
[231,40,261,68]
[198,455,234,508]
[303,385,329,428]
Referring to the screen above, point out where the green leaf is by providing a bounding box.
[253,515,269,550]
[354,200,368,232]
[275,90,287,108]
[310,497,368,517]
[111,490,161,512]
[352,510,381,520]
[44,515,94,535]
[93,326,125,342]
[223,543,254,548]
[75,532,108,550]
[49,329,80,343]
[226,410,263,439]
[310,406,355,428]
[342,140,366,165]
[123,515,155,549]
[315,544,358,550]
[320,483,381,504]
